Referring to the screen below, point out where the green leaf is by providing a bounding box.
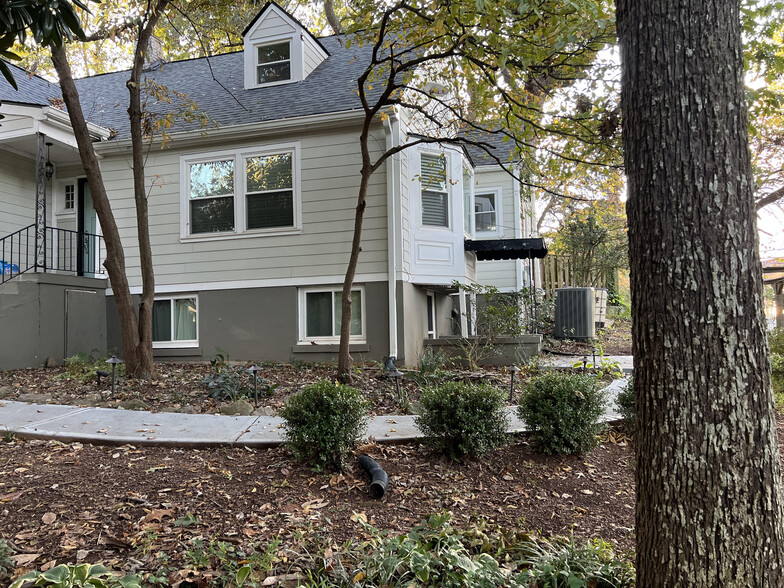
[235,565,252,587]
[41,565,72,583]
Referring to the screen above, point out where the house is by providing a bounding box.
[0,2,546,370]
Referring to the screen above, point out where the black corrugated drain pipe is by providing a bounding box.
[358,455,388,499]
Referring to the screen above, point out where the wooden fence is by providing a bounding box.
[539,255,611,298]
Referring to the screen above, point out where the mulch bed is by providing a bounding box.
[0,430,636,583]
[0,362,520,417]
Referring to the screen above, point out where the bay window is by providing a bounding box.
[420,153,449,227]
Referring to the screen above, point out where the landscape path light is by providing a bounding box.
[247,365,263,407]
[509,365,521,402]
[105,355,124,396]
[384,356,405,403]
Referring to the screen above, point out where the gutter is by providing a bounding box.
[93,108,368,152]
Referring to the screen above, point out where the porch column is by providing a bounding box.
[34,133,47,271]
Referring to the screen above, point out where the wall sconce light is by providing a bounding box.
[45,142,54,180]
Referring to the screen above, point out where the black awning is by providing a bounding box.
[464,238,548,261]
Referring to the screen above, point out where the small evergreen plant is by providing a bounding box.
[416,381,509,459]
[279,380,369,472]
[518,373,607,454]
[615,376,635,433]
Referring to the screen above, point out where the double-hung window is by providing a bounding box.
[300,287,364,342]
[475,192,498,232]
[420,153,449,227]
[152,295,198,347]
[256,41,291,84]
[183,143,299,239]
[189,159,235,234]
[245,152,294,229]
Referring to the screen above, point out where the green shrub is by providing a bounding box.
[769,327,784,356]
[767,329,784,407]
[518,373,607,455]
[416,381,509,459]
[516,536,635,587]
[10,564,140,588]
[615,376,635,433]
[279,380,369,472]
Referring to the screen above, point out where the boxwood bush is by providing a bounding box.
[415,381,509,459]
[279,380,369,472]
[518,373,607,455]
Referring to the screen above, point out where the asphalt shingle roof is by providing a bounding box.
[0,61,61,107]
[70,35,370,139]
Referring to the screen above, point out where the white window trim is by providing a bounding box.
[244,34,303,89]
[462,163,474,238]
[474,186,503,238]
[55,178,77,217]
[254,39,293,86]
[179,142,302,242]
[152,294,199,349]
[418,149,451,230]
[426,290,437,339]
[298,285,367,344]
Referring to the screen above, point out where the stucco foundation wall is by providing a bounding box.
[423,334,542,367]
[107,281,391,364]
[399,281,427,365]
[0,274,107,370]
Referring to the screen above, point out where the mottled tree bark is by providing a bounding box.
[617,0,784,584]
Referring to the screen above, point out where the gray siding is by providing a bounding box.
[474,166,526,291]
[99,124,389,289]
[303,35,326,77]
[0,149,39,237]
[250,9,295,38]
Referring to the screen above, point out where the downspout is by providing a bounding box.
[513,162,523,291]
[384,110,400,358]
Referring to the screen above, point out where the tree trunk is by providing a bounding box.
[125,1,169,378]
[50,47,143,373]
[617,0,784,583]
[337,166,371,382]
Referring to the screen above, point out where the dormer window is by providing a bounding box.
[242,2,329,90]
[257,41,291,84]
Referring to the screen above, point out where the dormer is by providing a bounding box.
[242,1,330,90]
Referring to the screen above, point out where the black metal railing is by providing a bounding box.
[0,224,106,284]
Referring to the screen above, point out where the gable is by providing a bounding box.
[242,1,329,89]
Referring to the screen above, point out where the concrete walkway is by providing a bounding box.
[0,359,631,448]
